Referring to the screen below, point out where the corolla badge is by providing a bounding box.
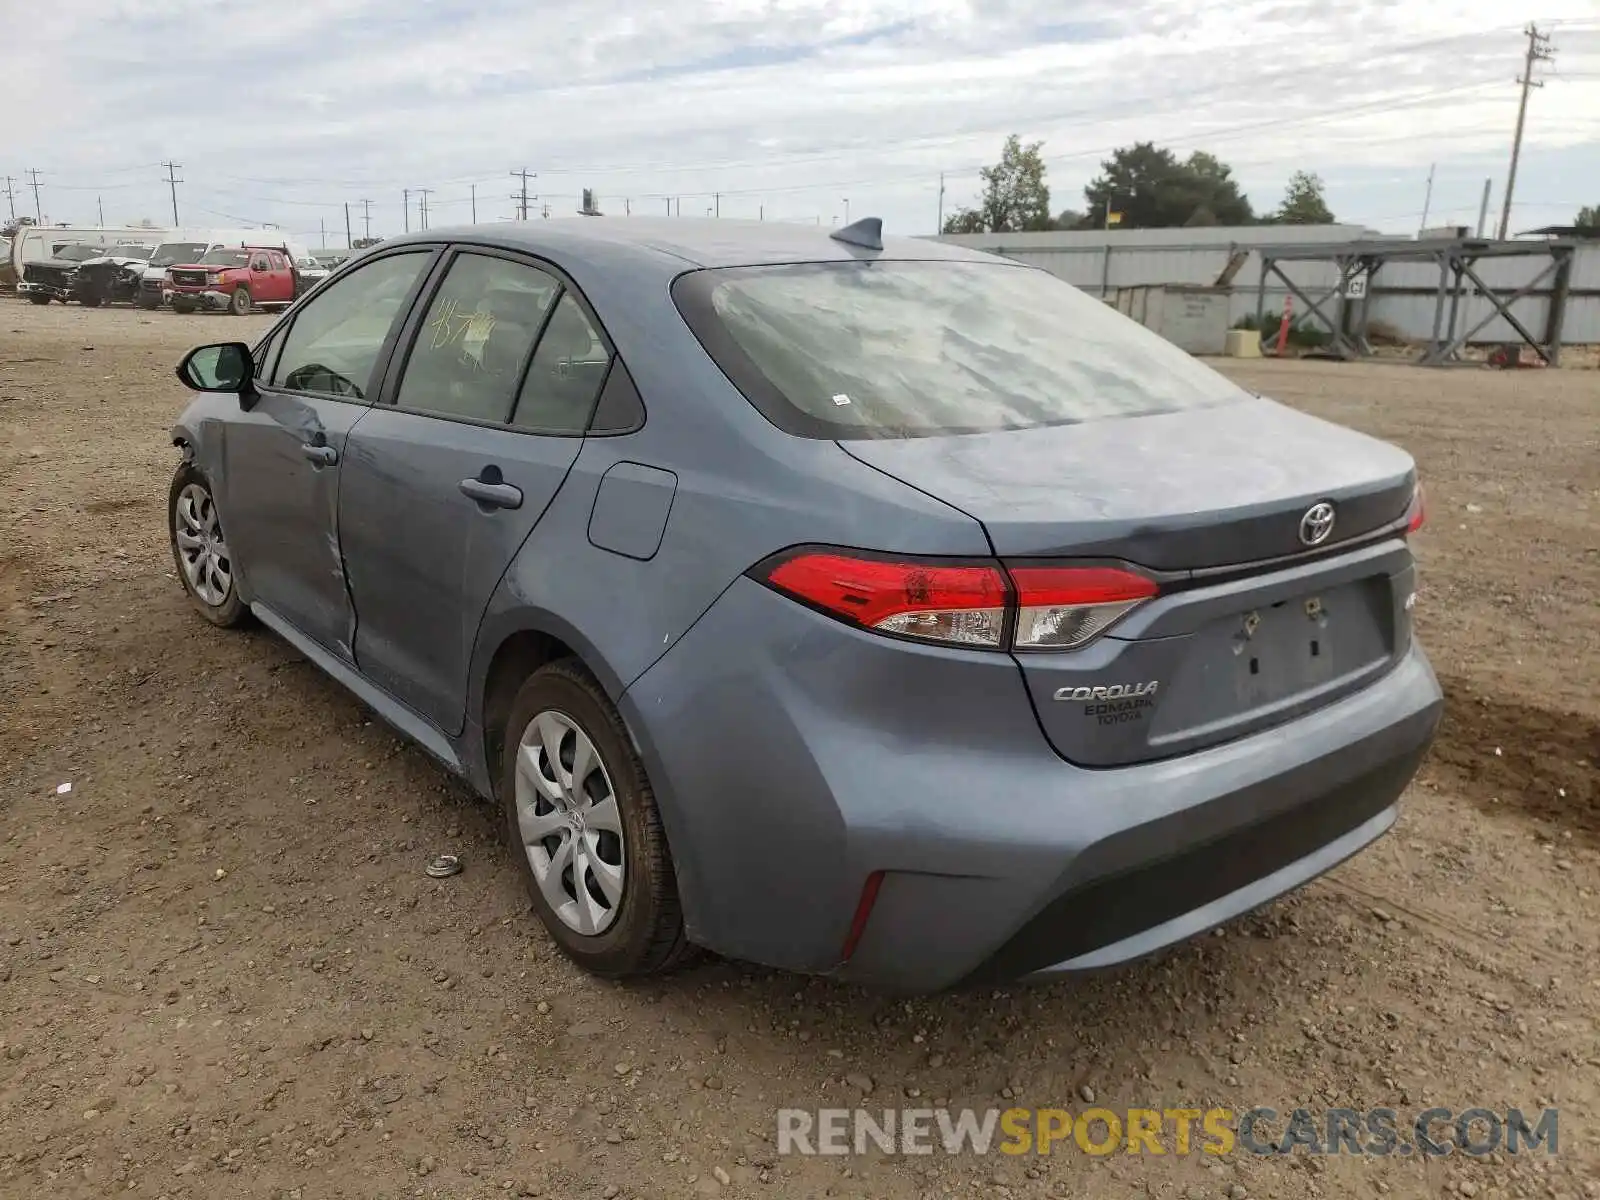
[1298,501,1336,547]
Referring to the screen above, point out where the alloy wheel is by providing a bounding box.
[514,710,626,935]
[173,482,233,607]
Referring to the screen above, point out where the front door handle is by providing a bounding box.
[301,442,338,466]
[459,478,523,510]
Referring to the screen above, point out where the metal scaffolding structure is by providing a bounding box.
[1254,236,1578,367]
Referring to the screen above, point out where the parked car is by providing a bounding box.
[167,245,299,314]
[19,241,153,304]
[166,218,1441,993]
[294,254,332,295]
[74,244,157,306]
[138,231,315,309]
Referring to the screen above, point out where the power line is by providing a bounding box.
[1499,23,1556,239]
[25,168,43,222]
[162,161,183,225]
[511,169,534,220]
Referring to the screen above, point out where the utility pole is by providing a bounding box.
[470,184,477,224]
[1418,163,1435,235]
[2,176,16,223]
[665,197,671,216]
[624,197,631,216]
[417,188,432,230]
[713,192,720,218]
[97,196,105,226]
[403,188,410,233]
[360,199,372,241]
[1475,179,1493,238]
[843,197,850,225]
[162,161,182,225]
[320,217,326,248]
[937,172,945,233]
[26,168,44,223]
[511,169,534,220]
[343,203,352,249]
[1498,23,1554,241]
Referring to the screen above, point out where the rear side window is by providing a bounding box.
[510,292,612,434]
[272,251,432,400]
[673,260,1247,439]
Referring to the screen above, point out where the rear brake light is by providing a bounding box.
[762,552,1007,648]
[756,550,1159,652]
[1405,482,1426,534]
[1009,566,1159,650]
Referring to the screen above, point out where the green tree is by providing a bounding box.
[1082,143,1254,228]
[1577,204,1600,227]
[1276,171,1335,224]
[941,135,1054,234]
[1052,208,1088,230]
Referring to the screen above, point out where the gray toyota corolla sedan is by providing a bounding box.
[167,217,1441,993]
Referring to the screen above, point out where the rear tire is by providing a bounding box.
[80,293,103,308]
[168,465,248,628]
[172,299,196,314]
[230,287,252,315]
[28,294,50,305]
[500,660,692,979]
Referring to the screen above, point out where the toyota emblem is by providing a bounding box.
[1298,501,1336,547]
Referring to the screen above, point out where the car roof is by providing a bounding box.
[379,217,999,272]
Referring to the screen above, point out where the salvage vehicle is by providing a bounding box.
[19,241,152,304]
[10,226,171,292]
[167,245,298,314]
[137,231,315,308]
[136,239,212,309]
[73,244,157,306]
[166,218,1441,993]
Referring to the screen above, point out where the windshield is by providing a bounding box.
[200,249,253,267]
[151,242,210,266]
[55,244,107,262]
[111,245,153,260]
[675,260,1247,439]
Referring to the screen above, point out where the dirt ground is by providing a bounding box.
[2,301,1597,1200]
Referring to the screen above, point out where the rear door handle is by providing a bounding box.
[301,443,338,466]
[459,478,523,510]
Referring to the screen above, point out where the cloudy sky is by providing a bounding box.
[4,1,1597,245]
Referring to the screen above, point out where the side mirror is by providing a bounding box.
[177,342,255,394]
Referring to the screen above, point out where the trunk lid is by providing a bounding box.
[838,398,1415,569]
[840,399,1420,766]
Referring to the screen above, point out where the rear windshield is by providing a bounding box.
[673,260,1247,439]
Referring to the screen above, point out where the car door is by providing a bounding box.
[338,247,614,734]
[217,247,439,658]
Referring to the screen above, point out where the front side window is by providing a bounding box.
[394,253,559,424]
[674,260,1249,439]
[510,292,611,434]
[272,251,432,400]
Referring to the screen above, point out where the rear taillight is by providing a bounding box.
[1009,566,1159,651]
[1404,482,1426,534]
[762,551,1007,648]
[756,550,1157,652]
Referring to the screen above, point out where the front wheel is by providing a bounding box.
[27,294,50,305]
[501,660,692,979]
[172,299,196,314]
[230,287,252,315]
[169,466,248,627]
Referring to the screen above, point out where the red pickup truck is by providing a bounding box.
[167,246,298,315]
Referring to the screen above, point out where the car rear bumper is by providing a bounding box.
[621,576,1442,993]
